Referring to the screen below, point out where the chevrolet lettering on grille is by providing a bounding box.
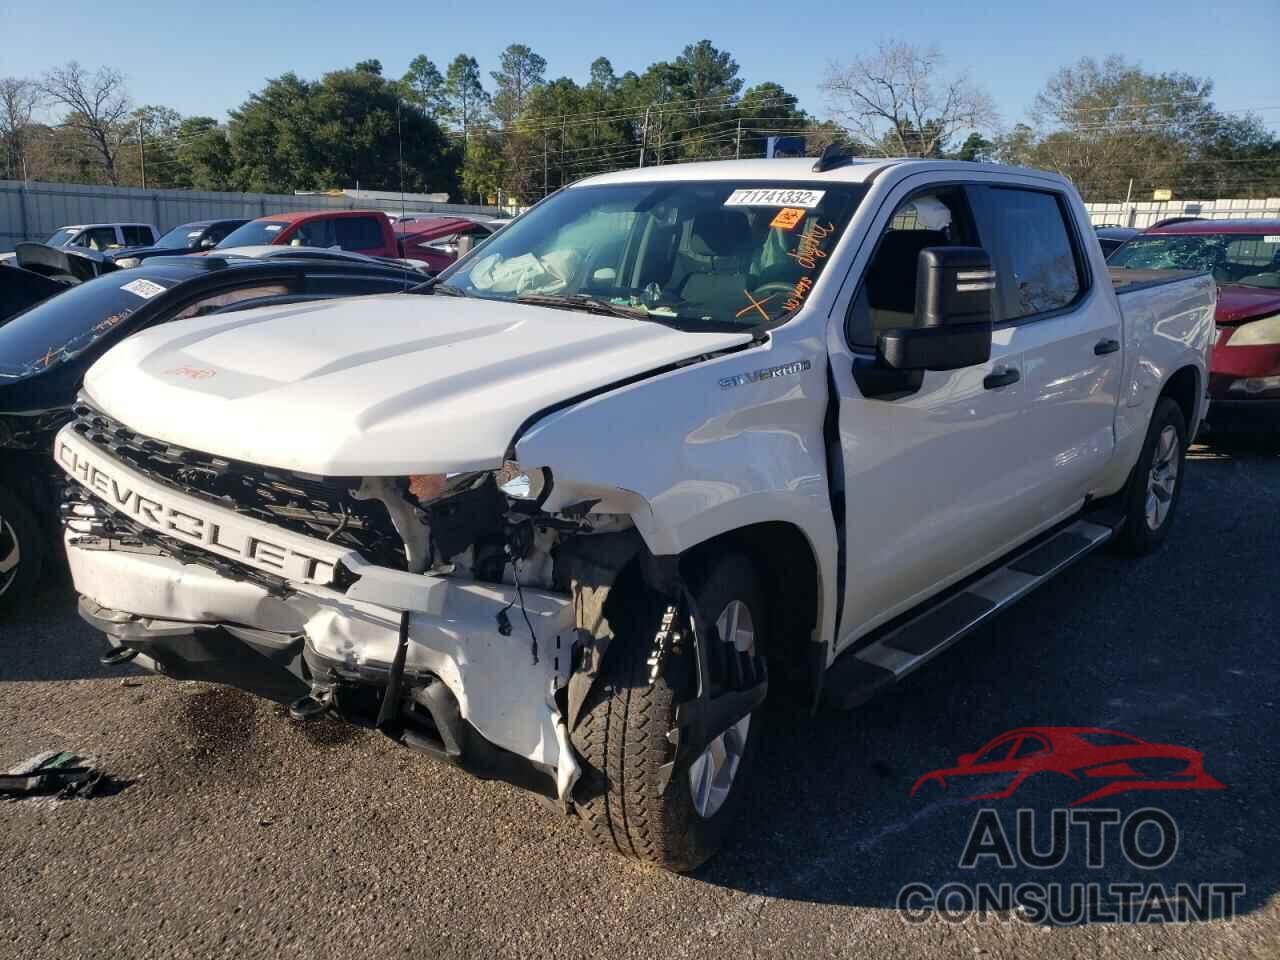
[55,426,354,586]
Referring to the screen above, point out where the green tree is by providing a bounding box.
[170,117,234,190]
[490,43,546,125]
[445,54,489,140]
[401,55,447,119]
[950,131,995,162]
[226,64,459,196]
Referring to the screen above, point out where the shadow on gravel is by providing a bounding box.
[694,448,1279,924]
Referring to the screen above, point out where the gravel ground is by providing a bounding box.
[1,438,1277,959]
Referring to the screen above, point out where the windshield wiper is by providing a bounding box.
[514,292,657,321]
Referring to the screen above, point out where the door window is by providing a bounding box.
[974,739,1017,765]
[291,219,337,248]
[1011,735,1050,759]
[846,187,979,347]
[82,227,119,251]
[121,225,154,246]
[986,189,1083,320]
[333,217,385,251]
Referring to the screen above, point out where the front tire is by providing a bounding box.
[1116,397,1188,555]
[0,484,43,616]
[571,554,765,872]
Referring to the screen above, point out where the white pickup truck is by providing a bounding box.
[57,155,1214,871]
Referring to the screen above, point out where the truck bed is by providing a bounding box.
[1109,267,1206,295]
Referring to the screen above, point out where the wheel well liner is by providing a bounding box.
[1161,365,1200,429]
[681,521,822,703]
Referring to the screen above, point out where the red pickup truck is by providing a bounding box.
[214,210,399,258]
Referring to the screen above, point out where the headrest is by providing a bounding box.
[688,209,752,258]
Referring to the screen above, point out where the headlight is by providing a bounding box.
[496,461,550,501]
[1228,375,1280,394]
[114,256,141,269]
[1226,313,1280,346]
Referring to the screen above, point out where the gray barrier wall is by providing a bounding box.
[0,180,500,252]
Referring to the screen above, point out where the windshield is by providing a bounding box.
[154,224,204,250]
[438,180,866,330]
[217,219,289,248]
[46,229,79,247]
[0,272,174,379]
[1110,233,1280,288]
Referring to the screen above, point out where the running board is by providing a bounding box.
[824,519,1115,709]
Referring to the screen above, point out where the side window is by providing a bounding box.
[122,226,154,246]
[83,227,119,251]
[974,739,1016,765]
[1012,736,1049,759]
[846,186,979,347]
[986,189,1083,320]
[334,217,385,250]
[173,284,292,320]
[292,219,336,248]
[303,274,410,296]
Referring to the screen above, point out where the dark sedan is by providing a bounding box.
[0,254,423,613]
[108,219,250,266]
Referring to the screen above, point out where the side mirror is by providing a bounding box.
[454,235,475,259]
[199,236,217,250]
[877,246,995,372]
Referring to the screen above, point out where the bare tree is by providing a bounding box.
[0,77,41,180]
[40,62,131,184]
[820,40,996,157]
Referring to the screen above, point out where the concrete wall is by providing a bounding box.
[0,180,501,252]
[1085,197,1280,228]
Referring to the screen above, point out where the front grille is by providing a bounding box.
[69,401,408,570]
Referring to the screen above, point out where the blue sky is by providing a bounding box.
[5,0,1278,132]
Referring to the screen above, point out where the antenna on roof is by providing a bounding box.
[812,142,853,174]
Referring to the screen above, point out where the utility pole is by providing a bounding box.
[638,105,651,168]
[137,117,147,190]
[735,118,743,159]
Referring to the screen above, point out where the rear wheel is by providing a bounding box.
[571,554,766,872]
[1116,397,1188,555]
[0,485,43,616]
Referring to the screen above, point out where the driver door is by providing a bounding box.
[830,181,1042,648]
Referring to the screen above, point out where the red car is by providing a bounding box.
[910,727,1224,806]
[214,210,399,259]
[1110,219,1280,432]
[394,216,497,273]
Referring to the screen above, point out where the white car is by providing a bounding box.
[55,156,1214,871]
[1,223,159,266]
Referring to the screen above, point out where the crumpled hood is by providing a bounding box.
[1215,283,1280,325]
[83,293,752,475]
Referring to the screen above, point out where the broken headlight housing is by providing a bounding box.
[496,461,551,503]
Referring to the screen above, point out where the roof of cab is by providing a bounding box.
[573,157,1071,189]
[252,209,387,224]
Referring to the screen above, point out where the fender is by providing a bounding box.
[514,322,839,654]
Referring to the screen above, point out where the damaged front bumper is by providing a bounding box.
[66,536,583,803]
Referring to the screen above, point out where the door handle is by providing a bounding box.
[1094,338,1120,356]
[983,368,1020,390]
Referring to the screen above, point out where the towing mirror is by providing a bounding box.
[877,246,995,372]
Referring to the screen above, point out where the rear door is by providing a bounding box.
[977,185,1121,521]
[333,215,390,256]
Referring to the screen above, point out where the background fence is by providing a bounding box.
[0,181,501,252]
[1084,197,1280,228]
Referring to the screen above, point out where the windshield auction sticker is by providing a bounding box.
[770,207,807,231]
[724,188,825,208]
[120,278,166,299]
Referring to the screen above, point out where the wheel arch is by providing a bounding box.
[1160,363,1201,433]
[680,520,826,706]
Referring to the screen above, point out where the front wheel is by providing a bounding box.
[570,554,766,871]
[0,484,44,617]
[1115,397,1188,555]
